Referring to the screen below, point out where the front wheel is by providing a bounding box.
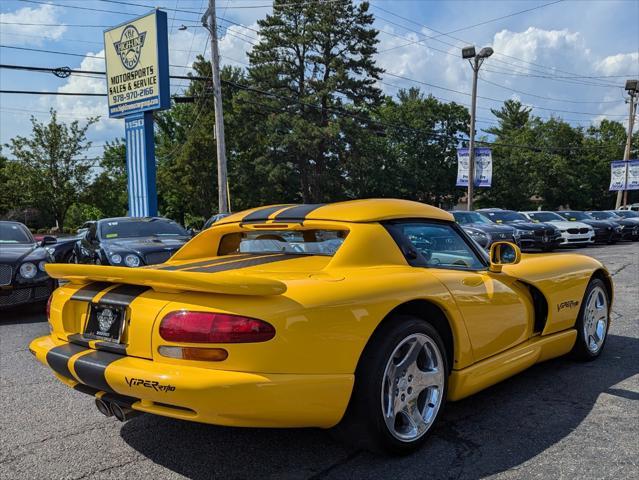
[333,316,448,454]
[572,278,610,361]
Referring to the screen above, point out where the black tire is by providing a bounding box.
[332,315,449,454]
[571,278,610,361]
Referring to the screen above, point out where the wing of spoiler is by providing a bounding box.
[45,263,287,296]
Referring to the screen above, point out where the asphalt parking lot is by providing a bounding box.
[1,243,637,480]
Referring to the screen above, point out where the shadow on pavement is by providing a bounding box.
[120,334,638,479]
[0,303,47,325]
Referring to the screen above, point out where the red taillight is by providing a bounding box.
[159,311,276,343]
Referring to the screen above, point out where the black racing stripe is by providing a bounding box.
[46,343,88,380]
[73,383,99,397]
[101,392,139,408]
[67,334,92,348]
[94,341,127,355]
[272,204,325,221]
[189,254,296,273]
[97,284,150,307]
[241,205,294,222]
[73,350,122,393]
[70,282,112,302]
[154,254,253,271]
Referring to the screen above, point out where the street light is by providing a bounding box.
[462,45,493,211]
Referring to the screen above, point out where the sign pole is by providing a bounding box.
[616,91,636,209]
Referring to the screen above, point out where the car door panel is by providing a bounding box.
[429,270,533,362]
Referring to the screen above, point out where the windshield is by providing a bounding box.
[613,210,639,218]
[99,219,188,239]
[0,223,34,244]
[452,211,492,225]
[526,212,564,222]
[557,211,589,221]
[481,211,528,223]
[218,229,347,256]
[588,211,618,220]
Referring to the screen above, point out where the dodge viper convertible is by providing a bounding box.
[30,200,613,454]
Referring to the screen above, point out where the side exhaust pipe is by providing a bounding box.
[95,398,113,417]
[109,402,141,422]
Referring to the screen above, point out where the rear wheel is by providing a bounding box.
[572,279,610,361]
[333,316,448,454]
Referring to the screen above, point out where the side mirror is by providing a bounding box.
[41,235,57,246]
[489,241,521,273]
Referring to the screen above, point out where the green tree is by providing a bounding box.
[5,110,98,228]
[486,99,532,137]
[86,140,128,219]
[243,0,383,203]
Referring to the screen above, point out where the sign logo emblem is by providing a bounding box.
[98,308,116,333]
[113,25,146,70]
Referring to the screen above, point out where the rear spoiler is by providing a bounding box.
[45,264,286,296]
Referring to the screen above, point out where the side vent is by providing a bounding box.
[520,282,548,334]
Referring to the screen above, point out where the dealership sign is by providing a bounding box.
[104,10,169,118]
[609,160,639,191]
[456,148,492,187]
[104,10,169,217]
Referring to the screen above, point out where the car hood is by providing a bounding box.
[0,243,49,264]
[547,220,591,230]
[102,236,190,254]
[465,223,515,235]
[499,221,555,231]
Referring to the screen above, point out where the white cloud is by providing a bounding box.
[0,4,67,46]
[595,52,639,76]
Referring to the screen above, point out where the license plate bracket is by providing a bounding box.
[84,304,126,343]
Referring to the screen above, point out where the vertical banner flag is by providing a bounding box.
[456,148,492,187]
[609,161,628,191]
[627,160,639,190]
[104,10,169,217]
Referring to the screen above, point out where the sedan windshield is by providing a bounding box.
[452,211,492,225]
[218,229,347,256]
[0,223,34,244]
[557,211,590,221]
[526,212,564,222]
[612,210,639,219]
[481,211,528,223]
[588,211,619,220]
[99,218,188,239]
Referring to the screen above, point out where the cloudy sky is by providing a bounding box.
[1,0,638,156]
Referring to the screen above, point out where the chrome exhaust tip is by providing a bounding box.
[109,402,141,422]
[95,398,113,417]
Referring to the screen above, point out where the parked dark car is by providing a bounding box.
[0,221,57,309]
[450,210,519,249]
[588,211,639,241]
[72,217,192,267]
[555,211,622,244]
[478,209,561,251]
[44,235,82,263]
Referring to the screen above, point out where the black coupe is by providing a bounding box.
[0,221,57,309]
[72,217,192,267]
[450,210,519,249]
[478,209,562,251]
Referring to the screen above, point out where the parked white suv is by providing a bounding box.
[520,211,594,246]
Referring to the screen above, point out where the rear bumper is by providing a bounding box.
[29,335,353,428]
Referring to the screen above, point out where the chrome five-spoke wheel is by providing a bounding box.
[583,285,608,354]
[381,333,445,442]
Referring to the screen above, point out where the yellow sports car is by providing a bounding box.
[30,199,612,453]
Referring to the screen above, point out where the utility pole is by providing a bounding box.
[202,0,229,214]
[462,45,493,211]
[616,80,637,209]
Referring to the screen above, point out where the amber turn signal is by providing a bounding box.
[158,346,229,361]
